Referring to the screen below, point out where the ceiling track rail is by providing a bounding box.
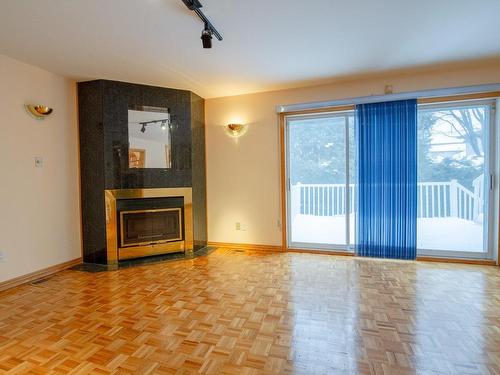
[182,0,223,46]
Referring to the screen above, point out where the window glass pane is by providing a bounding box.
[417,104,489,253]
[288,115,347,246]
[348,115,356,246]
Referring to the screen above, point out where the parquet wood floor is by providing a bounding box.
[1,249,499,374]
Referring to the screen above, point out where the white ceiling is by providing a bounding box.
[1,0,500,98]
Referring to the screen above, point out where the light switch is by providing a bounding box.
[34,157,43,168]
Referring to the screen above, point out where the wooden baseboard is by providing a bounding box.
[416,256,497,266]
[287,248,355,256]
[0,257,82,292]
[208,242,282,252]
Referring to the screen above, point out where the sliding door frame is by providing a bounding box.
[416,99,496,259]
[279,91,500,264]
[279,106,354,255]
[284,111,354,252]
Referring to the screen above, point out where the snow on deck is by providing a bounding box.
[291,214,483,252]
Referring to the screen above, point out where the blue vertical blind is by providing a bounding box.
[356,100,417,259]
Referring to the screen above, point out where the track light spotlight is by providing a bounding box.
[201,26,212,49]
[201,27,212,48]
[140,124,146,133]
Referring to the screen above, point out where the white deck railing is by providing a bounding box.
[291,176,484,222]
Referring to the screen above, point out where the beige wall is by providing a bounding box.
[0,55,81,282]
[205,60,500,246]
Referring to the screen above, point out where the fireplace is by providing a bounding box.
[105,188,193,263]
[120,208,182,247]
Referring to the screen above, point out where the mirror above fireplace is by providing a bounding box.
[128,106,172,169]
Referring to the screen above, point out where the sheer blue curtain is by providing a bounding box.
[355,99,417,259]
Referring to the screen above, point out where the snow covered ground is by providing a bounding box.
[417,217,483,252]
[291,214,483,252]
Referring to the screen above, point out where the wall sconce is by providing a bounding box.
[225,123,247,138]
[25,105,53,120]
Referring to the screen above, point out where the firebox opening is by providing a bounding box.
[119,208,182,247]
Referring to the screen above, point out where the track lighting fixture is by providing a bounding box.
[181,0,222,49]
[135,108,171,134]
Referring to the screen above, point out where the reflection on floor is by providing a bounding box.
[0,248,499,374]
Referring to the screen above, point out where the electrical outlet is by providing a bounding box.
[235,222,241,230]
[0,251,4,262]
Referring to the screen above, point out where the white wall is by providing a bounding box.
[205,60,500,246]
[0,55,81,282]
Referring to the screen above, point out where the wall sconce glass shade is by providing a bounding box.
[25,105,53,119]
[225,123,247,138]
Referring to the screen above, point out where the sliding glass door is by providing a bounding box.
[286,112,355,251]
[284,100,495,258]
[417,100,495,258]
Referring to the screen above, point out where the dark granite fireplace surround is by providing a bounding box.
[78,80,207,265]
